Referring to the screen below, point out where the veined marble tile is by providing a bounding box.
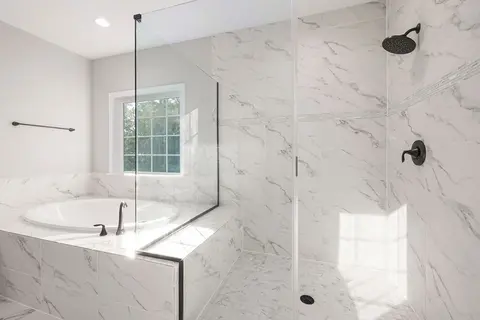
[388,74,480,320]
[425,234,480,320]
[0,268,44,312]
[199,252,418,320]
[184,216,242,320]
[41,284,98,320]
[91,172,217,206]
[388,0,480,106]
[298,13,386,117]
[213,21,294,120]
[298,2,385,30]
[97,252,177,314]
[98,302,172,320]
[220,120,293,256]
[0,295,56,320]
[0,232,41,277]
[41,241,98,296]
[0,174,91,209]
[199,252,293,320]
[298,117,386,264]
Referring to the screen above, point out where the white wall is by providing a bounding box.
[0,21,92,178]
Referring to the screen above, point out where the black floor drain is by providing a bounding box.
[300,295,315,305]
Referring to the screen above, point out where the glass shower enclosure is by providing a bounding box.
[131,5,221,249]
[130,0,435,319]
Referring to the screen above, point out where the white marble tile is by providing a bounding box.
[387,73,480,320]
[146,205,239,259]
[213,21,294,121]
[199,252,293,320]
[0,268,44,312]
[97,252,177,314]
[425,233,480,320]
[0,232,41,277]
[219,120,293,256]
[199,252,418,320]
[91,172,217,207]
[41,284,98,320]
[388,0,480,107]
[0,174,91,209]
[98,302,171,320]
[298,10,386,117]
[184,216,242,320]
[298,2,385,30]
[0,295,56,320]
[41,241,98,296]
[298,117,386,264]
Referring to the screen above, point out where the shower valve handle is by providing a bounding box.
[401,140,427,166]
[94,224,108,237]
[401,148,420,163]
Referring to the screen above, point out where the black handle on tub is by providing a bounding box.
[93,224,108,236]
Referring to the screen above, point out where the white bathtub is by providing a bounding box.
[23,198,178,233]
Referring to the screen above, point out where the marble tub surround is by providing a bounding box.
[199,252,417,320]
[144,205,242,320]
[0,229,179,320]
[0,174,92,210]
[91,172,217,206]
[0,198,220,258]
[0,295,57,320]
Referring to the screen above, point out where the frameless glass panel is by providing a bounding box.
[136,1,296,320]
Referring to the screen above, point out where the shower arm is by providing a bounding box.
[403,24,421,36]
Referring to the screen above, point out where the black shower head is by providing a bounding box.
[382,23,421,54]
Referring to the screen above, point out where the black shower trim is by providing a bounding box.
[137,251,184,320]
[133,13,220,319]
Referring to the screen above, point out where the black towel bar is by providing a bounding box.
[12,121,75,132]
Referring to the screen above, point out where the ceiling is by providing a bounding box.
[0,0,375,60]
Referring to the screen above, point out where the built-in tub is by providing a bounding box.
[23,198,178,233]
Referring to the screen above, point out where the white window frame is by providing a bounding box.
[108,84,186,176]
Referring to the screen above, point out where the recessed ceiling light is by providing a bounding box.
[95,17,110,28]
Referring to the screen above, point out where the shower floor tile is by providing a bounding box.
[199,252,418,320]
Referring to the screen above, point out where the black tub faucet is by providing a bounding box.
[116,201,128,236]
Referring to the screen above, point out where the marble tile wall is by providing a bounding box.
[183,213,242,320]
[0,295,57,320]
[388,74,480,320]
[387,0,480,318]
[387,0,480,108]
[387,0,480,320]
[297,2,387,265]
[0,230,179,320]
[90,173,217,205]
[216,1,387,260]
[214,18,295,256]
[0,174,92,210]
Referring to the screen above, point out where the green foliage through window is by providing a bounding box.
[123,97,181,174]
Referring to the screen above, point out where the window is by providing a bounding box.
[123,96,182,174]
